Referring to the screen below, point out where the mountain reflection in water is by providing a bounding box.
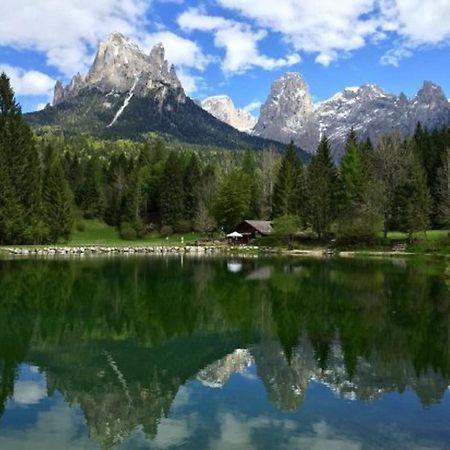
[0,256,450,449]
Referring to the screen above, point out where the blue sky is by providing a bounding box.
[0,0,449,115]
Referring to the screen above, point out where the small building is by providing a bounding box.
[229,220,273,243]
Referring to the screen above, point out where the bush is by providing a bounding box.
[75,221,86,232]
[160,225,173,237]
[120,222,138,240]
[175,220,191,234]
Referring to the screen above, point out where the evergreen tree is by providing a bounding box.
[393,155,431,241]
[42,147,74,242]
[272,142,305,219]
[160,151,184,227]
[183,153,202,222]
[0,72,46,244]
[242,149,262,218]
[214,169,252,231]
[79,157,106,219]
[307,137,339,239]
[436,148,450,227]
[338,129,381,239]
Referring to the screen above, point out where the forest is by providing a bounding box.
[1,72,450,246]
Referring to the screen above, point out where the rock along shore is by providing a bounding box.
[0,245,261,257]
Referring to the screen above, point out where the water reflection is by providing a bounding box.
[0,256,450,448]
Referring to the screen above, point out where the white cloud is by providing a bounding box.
[176,68,204,95]
[178,8,301,74]
[141,31,212,71]
[216,0,379,66]
[243,100,262,114]
[216,0,450,66]
[0,65,55,96]
[0,0,151,76]
[12,380,46,406]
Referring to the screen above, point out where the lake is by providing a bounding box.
[0,255,450,449]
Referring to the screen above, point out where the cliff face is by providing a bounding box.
[200,95,257,133]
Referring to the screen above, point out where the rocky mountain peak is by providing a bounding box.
[52,33,184,106]
[254,72,450,158]
[149,42,165,67]
[200,95,257,133]
[416,81,448,105]
[253,71,316,150]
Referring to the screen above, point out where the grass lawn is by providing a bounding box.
[68,219,202,246]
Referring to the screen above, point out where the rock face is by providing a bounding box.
[254,73,450,158]
[52,31,184,106]
[201,95,257,132]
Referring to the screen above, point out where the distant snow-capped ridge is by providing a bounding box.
[200,95,257,133]
[253,72,450,157]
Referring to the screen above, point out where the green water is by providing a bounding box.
[0,255,450,449]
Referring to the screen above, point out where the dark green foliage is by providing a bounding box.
[272,142,305,219]
[42,147,74,242]
[338,129,382,240]
[214,169,252,231]
[306,137,339,238]
[183,154,202,222]
[160,151,185,227]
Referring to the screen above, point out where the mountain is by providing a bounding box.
[253,72,450,157]
[26,32,290,153]
[200,95,257,132]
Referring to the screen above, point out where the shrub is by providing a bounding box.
[76,221,86,232]
[175,220,191,234]
[120,222,138,240]
[160,225,173,237]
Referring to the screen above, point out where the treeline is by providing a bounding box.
[1,72,450,245]
[272,126,450,242]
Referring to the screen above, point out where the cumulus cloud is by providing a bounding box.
[243,100,262,114]
[141,31,212,71]
[0,64,55,96]
[178,8,301,74]
[216,0,450,66]
[13,380,47,406]
[0,0,151,76]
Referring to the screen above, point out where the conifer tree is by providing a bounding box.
[214,169,252,231]
[0,72,45,244]
[183,153,202,222]
[436,148,450,227]
[241,149,262,218]
[307,137,339,239]
[272,142,305,219]
[160,151,184,227]
[339,129,381,239]
[42,147,74,242]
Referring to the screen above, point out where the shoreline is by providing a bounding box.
[0,244,442,259]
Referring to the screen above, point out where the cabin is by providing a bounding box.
[228,220,273,244]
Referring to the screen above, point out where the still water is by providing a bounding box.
[0,255,450,449]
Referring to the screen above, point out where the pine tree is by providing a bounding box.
[214,169,252,231]
[183,153,202,222]
[272,142,305,219]
[42,147,74,242]
[307,137,339,239]
[160,151,184,227]
[242,149,262,218]
[338,129,381,239]
[436,148,450,227]
[393,155,431,241]
[79,157,106,219]
[0,72,46,244]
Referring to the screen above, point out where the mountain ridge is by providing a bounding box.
[26,32,293,155]
[253,72,450,157]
